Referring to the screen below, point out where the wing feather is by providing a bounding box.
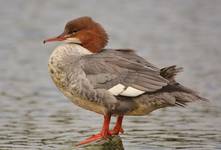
[80,49,168,97]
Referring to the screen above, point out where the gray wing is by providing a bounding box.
[80,49,168,97]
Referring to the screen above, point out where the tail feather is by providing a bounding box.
[160,65,183,82]
[173,89,208,107]
[159,65,208,107]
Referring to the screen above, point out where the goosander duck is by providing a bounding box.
[44,16,206,145]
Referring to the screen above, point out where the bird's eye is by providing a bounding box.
[68,30,78,35]
[65,28,76,34]
[69,32,76,36]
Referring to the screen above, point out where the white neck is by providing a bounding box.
[58,43,92,55]
[49,43,92,64]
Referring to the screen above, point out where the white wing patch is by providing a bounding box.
[108,84,145,97]
[120,86,145,97]
[108,84,125,96]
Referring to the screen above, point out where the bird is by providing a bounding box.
[43,16,207,145]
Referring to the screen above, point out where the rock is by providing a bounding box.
[75,135,124,150]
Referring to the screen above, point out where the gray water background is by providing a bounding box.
[0,0,221,149]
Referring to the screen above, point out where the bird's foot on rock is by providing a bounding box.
[76,131,113,146]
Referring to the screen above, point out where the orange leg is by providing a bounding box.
[76,114,111,146]
[110,115,124,135]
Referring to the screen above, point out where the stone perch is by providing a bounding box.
[75,135,124,150]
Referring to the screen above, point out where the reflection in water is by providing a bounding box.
[1,0,221,150]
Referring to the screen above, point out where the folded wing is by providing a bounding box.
[80,49,168,97]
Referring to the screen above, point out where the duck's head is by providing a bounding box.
[44,16,108,53]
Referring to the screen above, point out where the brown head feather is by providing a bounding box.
[44,16,108,53]
[64,16,108,53]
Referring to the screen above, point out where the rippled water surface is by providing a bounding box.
[0,0,221,149]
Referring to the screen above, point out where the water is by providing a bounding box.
[0,0,221,149]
